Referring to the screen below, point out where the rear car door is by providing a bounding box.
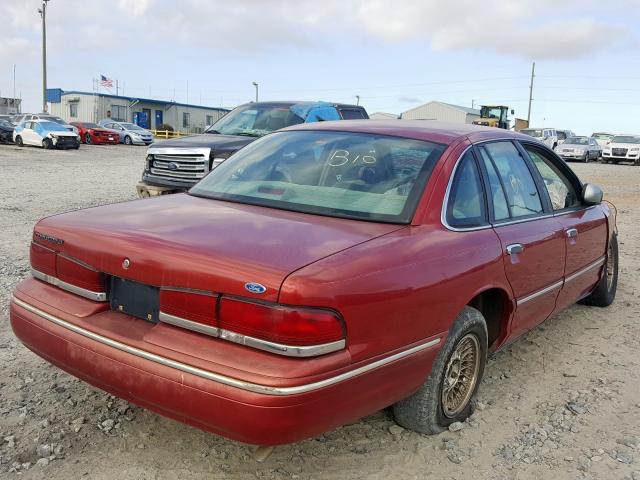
[522,143,608,311]
[476,141,566,338]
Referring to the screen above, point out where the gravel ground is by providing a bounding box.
[0,143,638,480]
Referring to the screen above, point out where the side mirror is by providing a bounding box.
[582,183,603,205]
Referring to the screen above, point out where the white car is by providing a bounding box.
[592,132,615,150]
[13,120,80,149]
[556,129,575,145]
[15,113,79,135]
[602,134,640,165]
[520,128,559,149]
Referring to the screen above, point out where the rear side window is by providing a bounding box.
[481,142,543,218]
[524,145,580,211]
[339,109,367,120]
[446,152,487,228]
[477,148,510,221]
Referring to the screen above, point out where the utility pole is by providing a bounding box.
[116,79,119,96]
[252,82,259,102]
[527,61,535,124]
[471,99,476,109]
[13,64,16,103]
[356,95,360,106]
[38,0,50,113]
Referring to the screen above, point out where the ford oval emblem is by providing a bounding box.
[167,162,179,171]
[244,282,267,294]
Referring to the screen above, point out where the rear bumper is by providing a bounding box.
[92,136,119,145]
[10,289,441,445]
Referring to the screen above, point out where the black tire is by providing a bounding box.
[85,133,92,144]
[42,138,53,149]
[15,135,23,147]
[393,306,488,434]
[124,135,132,145]
[634,159,640,167]
[581,234,618,307]
[612,159,619,165]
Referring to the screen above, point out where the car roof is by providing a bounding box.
[235,101,363,110]
[281,119,533,146]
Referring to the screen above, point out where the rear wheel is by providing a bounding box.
[581,234,618,307]
[393,306,487,434]
[15,135,23,147]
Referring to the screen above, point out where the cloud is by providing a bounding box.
[398,96,423,104]
[350,0,633,59]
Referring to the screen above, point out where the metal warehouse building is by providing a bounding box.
[401,101,480,124]
[47,89,229,133]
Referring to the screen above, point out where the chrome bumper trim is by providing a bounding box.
[31,269,107,302]
[12,296,441,396]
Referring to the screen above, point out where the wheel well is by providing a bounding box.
[467,288,511,350]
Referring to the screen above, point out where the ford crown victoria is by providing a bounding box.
[10,121,618,446]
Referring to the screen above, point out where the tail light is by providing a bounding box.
[159,289,217,327]
[30,241,106,301]
[219,298,344,346]
[56,255,105,293]
[30,242,56,277]
[158,293,345,357]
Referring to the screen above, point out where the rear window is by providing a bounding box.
[190,130,445,224]
[339,109,367,120]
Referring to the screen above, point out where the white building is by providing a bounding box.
[401,101,480,124]
[369,112,399,120]
[47,89,229,133]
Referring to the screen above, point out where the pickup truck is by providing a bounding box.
[137,101,369,197]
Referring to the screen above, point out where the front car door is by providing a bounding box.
[522,143,608,312]
[23,122,39,145]
[476,141,566,338]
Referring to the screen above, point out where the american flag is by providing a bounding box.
[100,75,113,88]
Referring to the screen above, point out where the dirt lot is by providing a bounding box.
[0,143,638,480]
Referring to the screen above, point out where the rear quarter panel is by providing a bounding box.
[279,224,507,363]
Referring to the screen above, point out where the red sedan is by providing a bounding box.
[70,121,119,145]
[10,122,618,446]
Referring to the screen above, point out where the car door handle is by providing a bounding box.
[506,243,524,255]
[566,228,578,238]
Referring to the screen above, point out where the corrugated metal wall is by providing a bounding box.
[402,102,467,123]
[51,94,228,132]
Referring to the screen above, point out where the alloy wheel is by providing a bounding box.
[441,333,481,418]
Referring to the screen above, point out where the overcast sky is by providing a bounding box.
[1,0,639,134]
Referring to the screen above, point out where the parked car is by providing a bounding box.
[15,113,79,135]
[0,119,15,143]
[137,101,369,197]
[602,134,640,165]
[555,129,575,145]
[0,114,18,126]
[520,128,559,149]
[10,122,618,446]
[97,120,153,145]
[13,120,80,149]
[553,136,601,162]
[592,132,615,151]
[70,122,119,145]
